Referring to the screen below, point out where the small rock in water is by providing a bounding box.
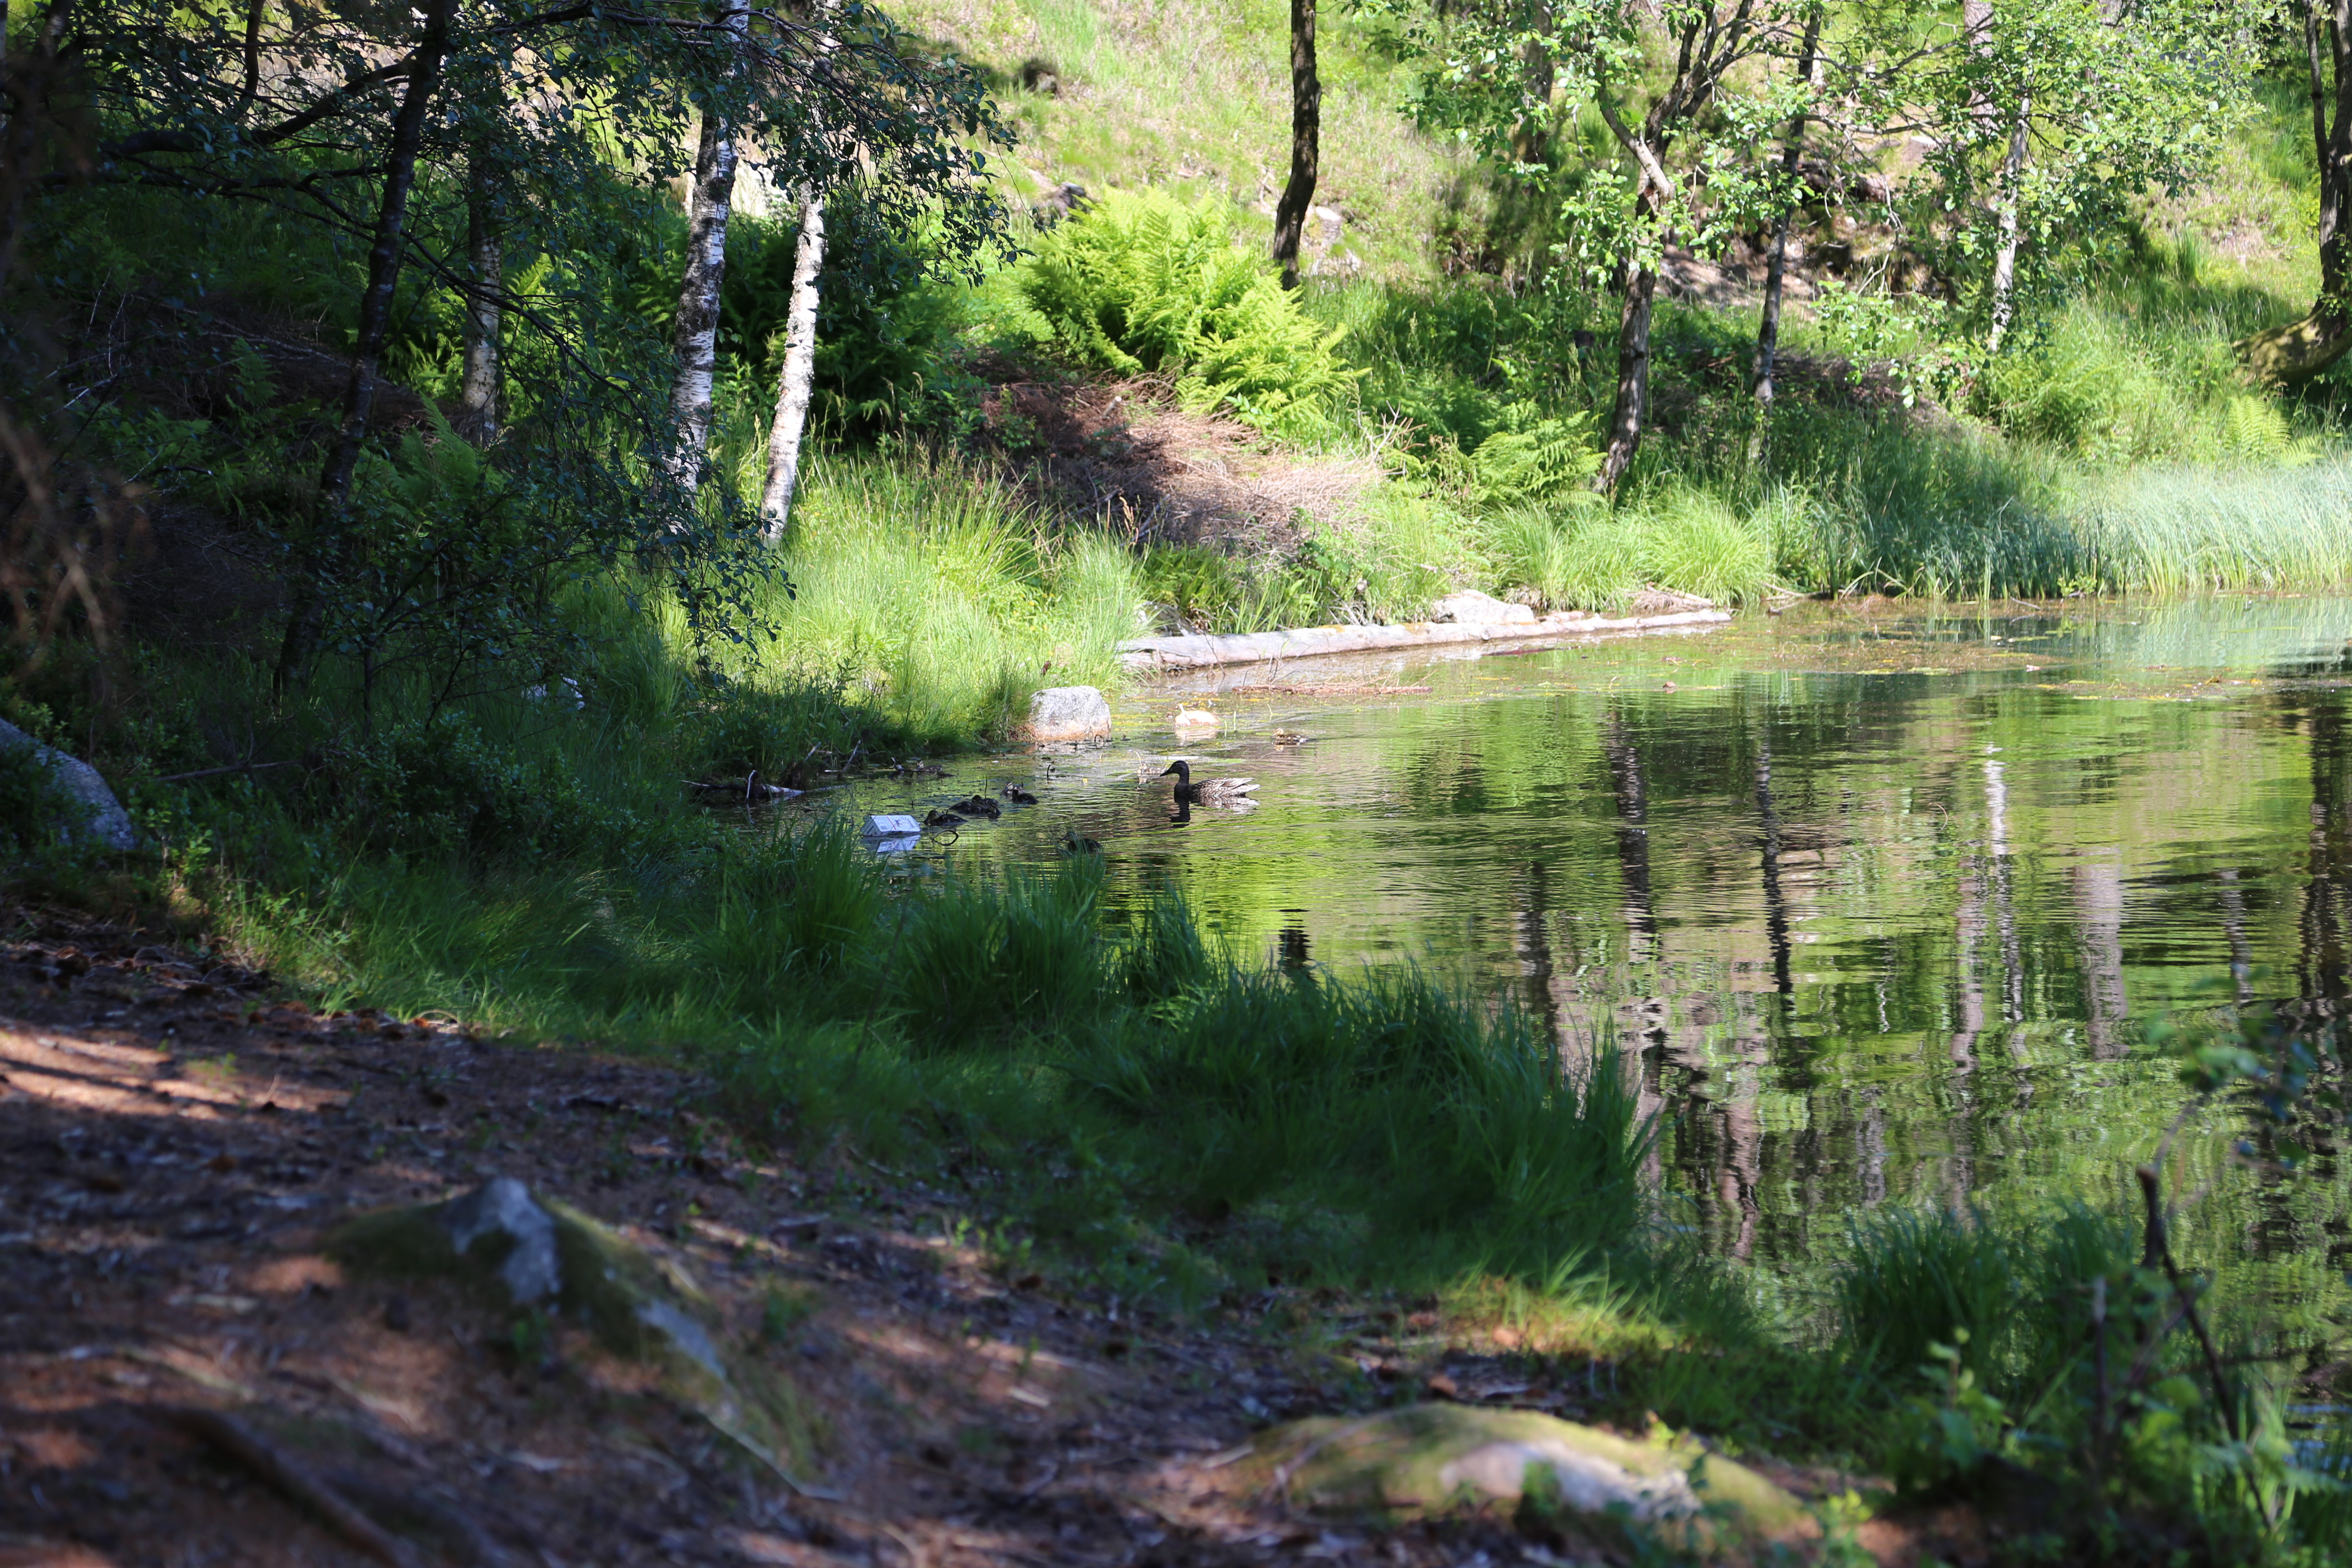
[1027,686,1112,744]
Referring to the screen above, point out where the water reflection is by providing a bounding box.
[820,599,2352,1284]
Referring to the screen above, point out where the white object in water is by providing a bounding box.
[1171,707,1219,735]
[862,814,922,838]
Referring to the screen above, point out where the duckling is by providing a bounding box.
[949,794,1003,820]
[924,808,967,828]
[1159,759,1258,805]
[1272,730,1308,746]
[1001,784,1038,805]
[1062,827,1103,855]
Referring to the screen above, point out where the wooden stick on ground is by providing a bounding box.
[163,1406,419,1567]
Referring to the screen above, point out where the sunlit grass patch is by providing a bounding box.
[694,451,1142,743]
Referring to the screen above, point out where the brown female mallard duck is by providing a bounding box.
[1159,759,1258,806]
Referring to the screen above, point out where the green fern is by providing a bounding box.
[1021,190,1356,438]
[2221,393,2305,465]
[1462,401,1601,505]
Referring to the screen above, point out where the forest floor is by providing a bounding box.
[0,908,1983,1568]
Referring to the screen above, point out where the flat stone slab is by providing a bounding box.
[1242,1404,1810,1558]
[1430,589,1536,626]
[1117,608,1730,672]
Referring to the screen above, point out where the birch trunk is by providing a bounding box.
[277,0,458,687]
[1752,10,1821,408]
[666,0,750,490]
[1984,89,2030,355]
[1269,0,1319,288]
[759,190,826,543]
[459,154,501,442]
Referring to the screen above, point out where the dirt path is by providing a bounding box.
[1,909,2006,1568]
[0,913,1557,1568]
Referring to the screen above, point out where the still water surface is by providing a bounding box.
[816,597,2352,1292]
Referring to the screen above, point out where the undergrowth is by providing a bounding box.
[190,817,1654,1310]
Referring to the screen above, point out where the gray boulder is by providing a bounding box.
[331,1179,817,1482]
[0,718,138,850]
[1428,589,1536,627]
[1028,685,1112,743]
[435,1176,563,1306]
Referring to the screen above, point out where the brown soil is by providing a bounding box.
[0,909,2020,1568]
[972,371,1379,554]
[0,912,1531,1568]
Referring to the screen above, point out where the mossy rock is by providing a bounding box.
[2235,313,2352,387]
[1243,1404,1812,1560]
[328,1179,815,1479]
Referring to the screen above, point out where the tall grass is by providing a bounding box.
[2081,459,2352,593]
[692,450,1141,741]
[215,814,1657,1301]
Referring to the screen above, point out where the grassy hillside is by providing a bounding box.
[892,0,1474,280]
[865,6,2352,615]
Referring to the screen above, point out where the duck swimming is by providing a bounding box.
[1159,759,1258,805]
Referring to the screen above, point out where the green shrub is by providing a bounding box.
[0,736,78,856]
[339,710,628,859]
[1020,190,1356,438]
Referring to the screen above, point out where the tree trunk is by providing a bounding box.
[0,0,76,283]
[1984,86,2031,355]
[238,0,265,113]
[2316,0,2352,331]
[1269,0,1319,289]
[2241,0,2352,383]
[667,0,750,490]
[1511,5,1556,169]
[1593,249,1658,494]
[458,154,501,442]
[2230,0,2343,381]
[1752,10,1821,408]
[276,0,457,688]
[1960,0,1998,129]
[760,189,826,544]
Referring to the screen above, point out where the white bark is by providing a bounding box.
[459,158,501,441]
[1985,89,2031,355]
[760,189,826,543]
[666,0,750,490]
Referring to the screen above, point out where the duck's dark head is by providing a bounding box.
[1159,760,1191,783]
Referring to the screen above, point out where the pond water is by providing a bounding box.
[802,597,2352,1298]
